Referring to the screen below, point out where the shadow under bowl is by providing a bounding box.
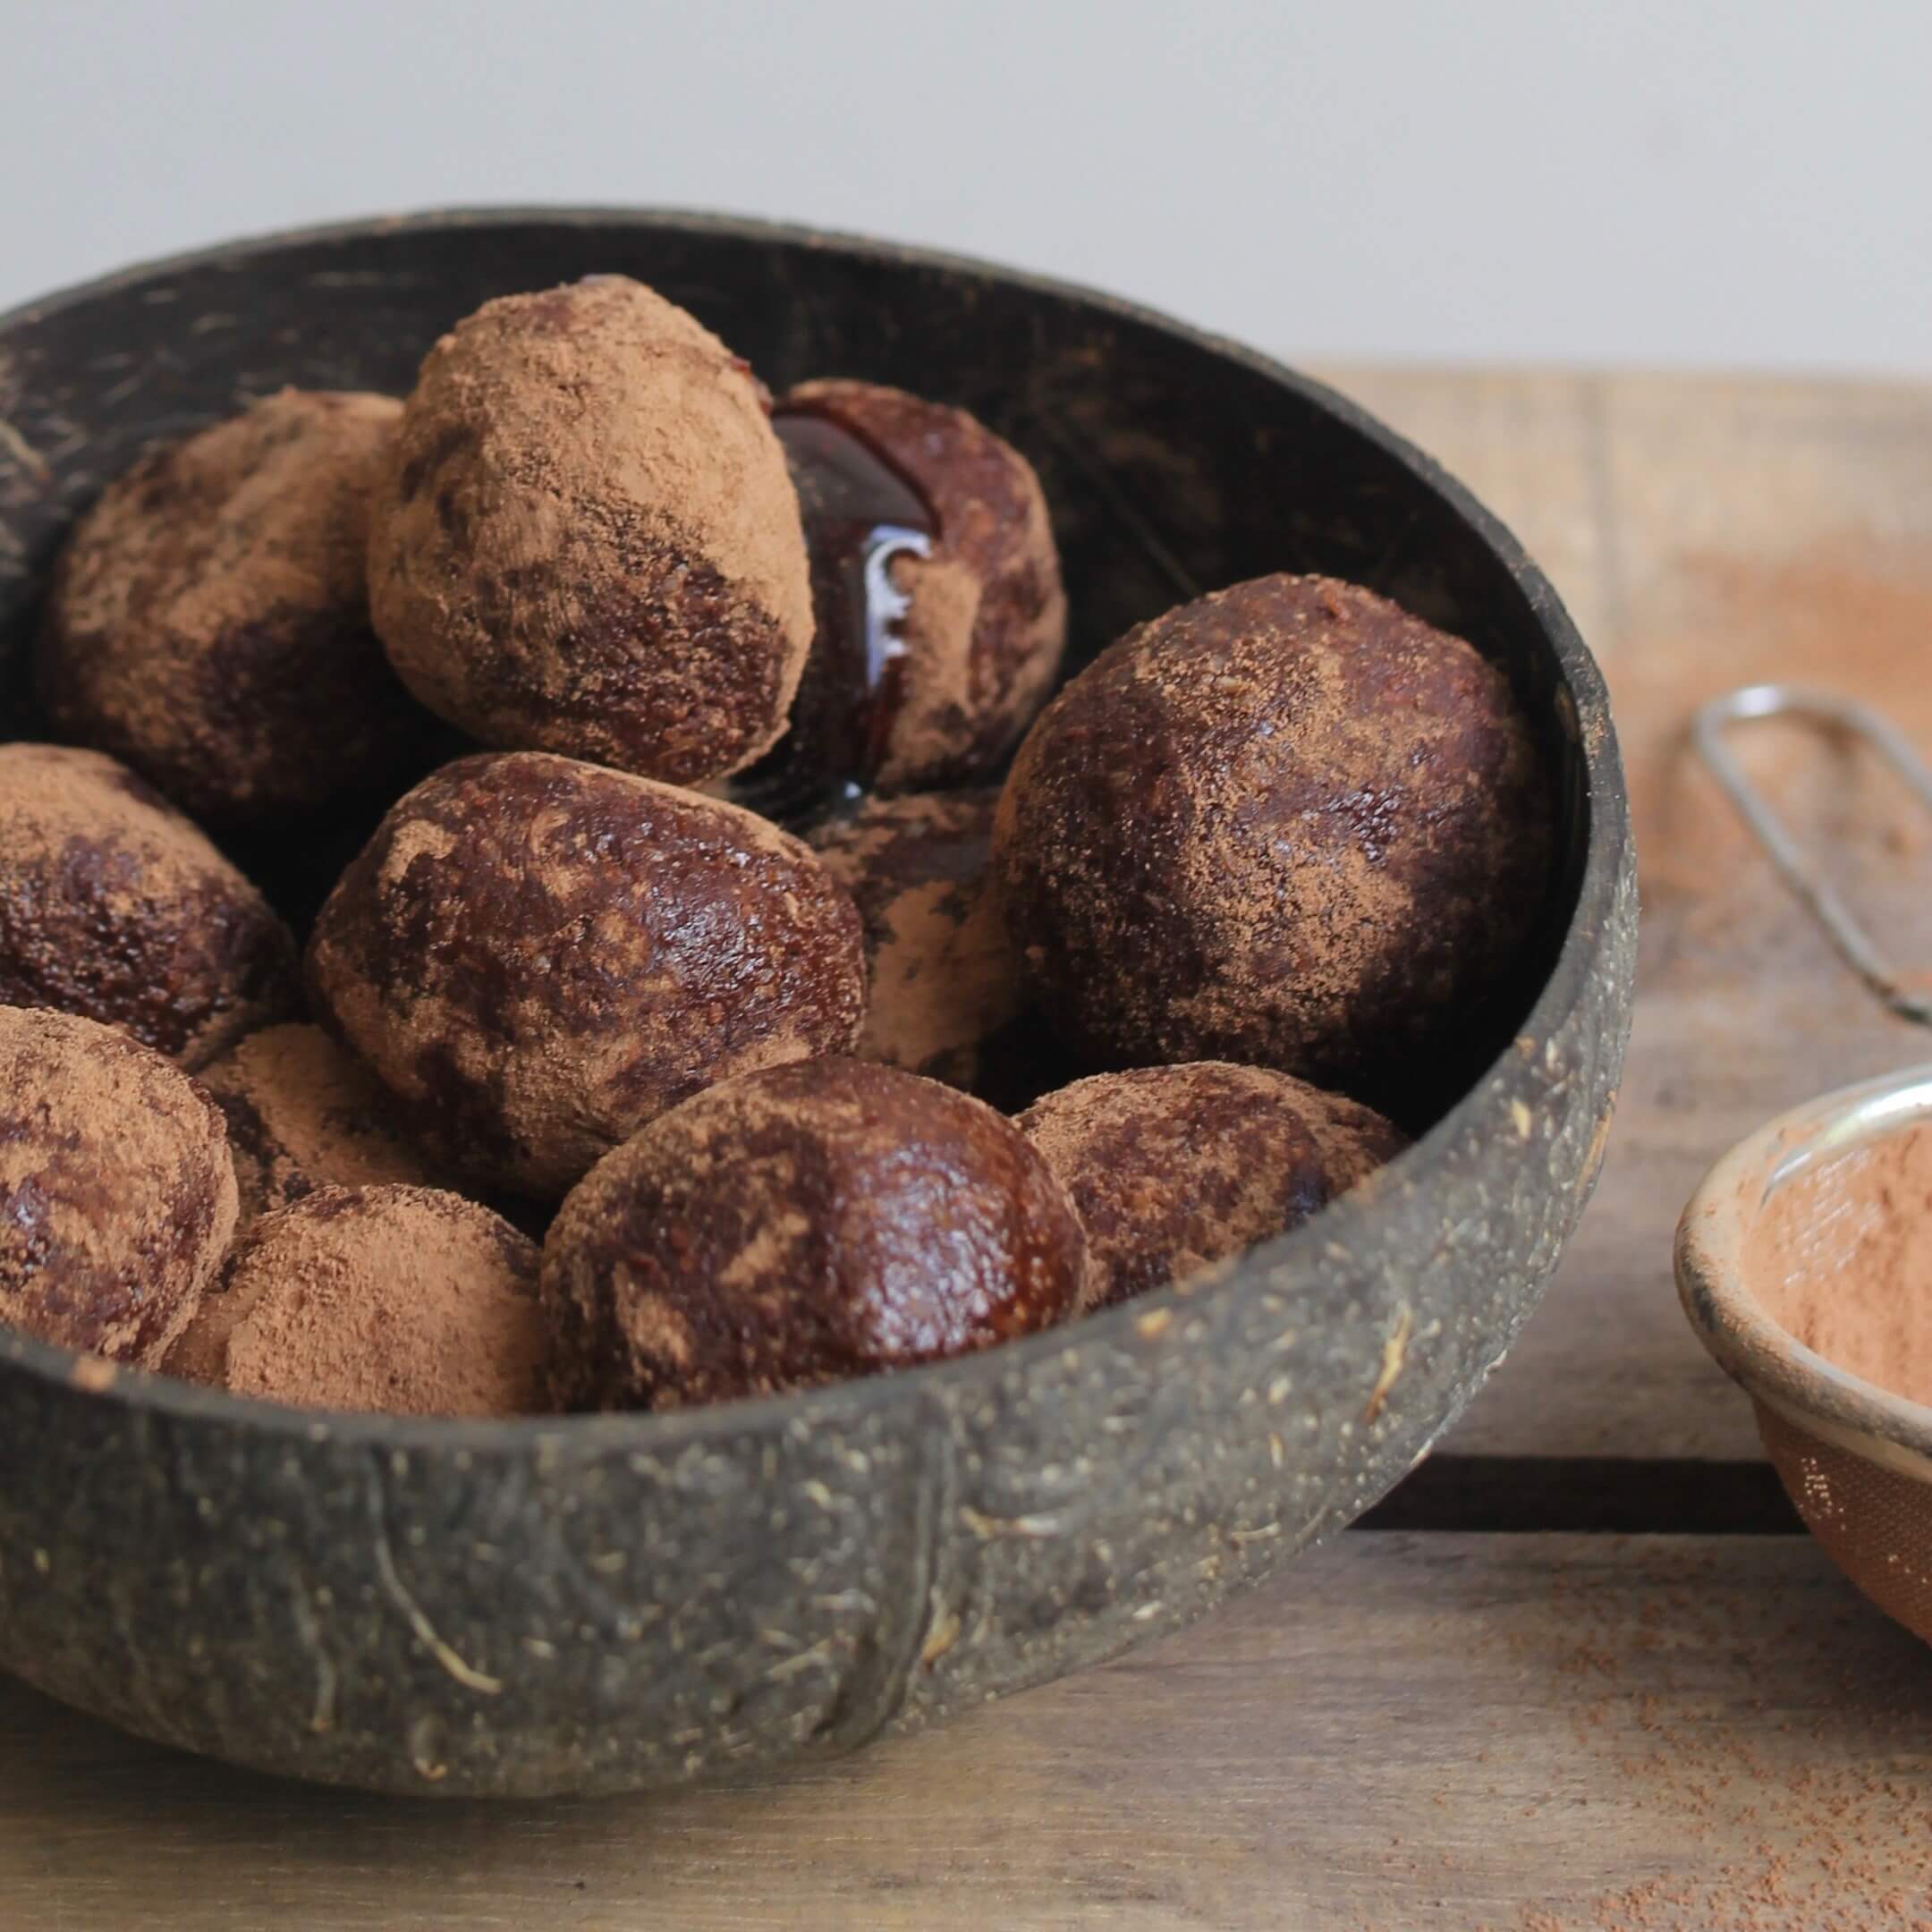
[0,208,1634,1795]
[1678,1064,1932,1647]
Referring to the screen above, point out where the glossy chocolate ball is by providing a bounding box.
[767,378,1065,796]
[542,1058,1086,1411]
[307,751,868,1199]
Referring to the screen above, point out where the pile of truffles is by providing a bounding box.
[0,273,1552,1420]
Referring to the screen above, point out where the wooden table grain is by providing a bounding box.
[1331,369,1932,1467]
[4,1533,1926,1929]
[5,370,1932,1928]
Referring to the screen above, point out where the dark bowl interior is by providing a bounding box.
[0,210,1635,1797]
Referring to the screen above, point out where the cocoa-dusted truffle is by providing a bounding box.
[993,574,1552,1098]
[307,750,868,1199]
[808,789,1020,1087]
[196,1022,443,1226]
[169,1184,542,1417]
[769,379,1066,794]
[0,743,298,1068]
[1018,1063,1406,1310]
[37,389,426,825]
[368,275,812,785]
[0,1005,238,1364]
[542,1057,1086,1411]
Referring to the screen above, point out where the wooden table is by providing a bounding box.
[6,371,1932,1928]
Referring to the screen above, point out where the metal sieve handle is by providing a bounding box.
[1692,683,1932,1029]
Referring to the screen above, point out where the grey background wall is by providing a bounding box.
[6,2,1928,371]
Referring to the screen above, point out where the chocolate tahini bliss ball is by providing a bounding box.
[195,1022,444,1226]
[368,275,813,785]
[542,1058,1087,1412]
[307,751,867,1199]
[37,389,427,825]
[1018,1063,1407,1310]
[764,379,1066,796]
[993,573,1553,1100]
[807,789,1021,1087]
[168,1184,542,1417]
[0,1005,239,1365]
[0,743,298,1069]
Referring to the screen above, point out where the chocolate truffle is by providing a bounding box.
[307,750,868,1199]
[993,574,1552,1097]
[37,389,426,825]
[807,790,1021,1087]
[542,1057,1086,1412]
[196,1022,443,1226]
[0,743,298,1068]
[1018,1063,1407,1310]
[368,275,812,785]
[169,1184,542,1417]
[0,1005,239,1364]
[769,379,1066,794]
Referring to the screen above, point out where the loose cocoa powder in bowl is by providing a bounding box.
[1746,1123,1932,1408]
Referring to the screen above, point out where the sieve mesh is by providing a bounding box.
[1756,1399,1932,1646]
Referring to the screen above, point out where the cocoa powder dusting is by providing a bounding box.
[193,1022,443,1227]
[37,389,428,823]
[0,742,298,1068]
[1746,1125,1932,1408]
[205,1184,543,1417]
[809,789,1020,1085]
[1018,1062,1405,1309]
[993,573,1552,1105]
[0,1005,238,1365]
[368,275,812,784]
